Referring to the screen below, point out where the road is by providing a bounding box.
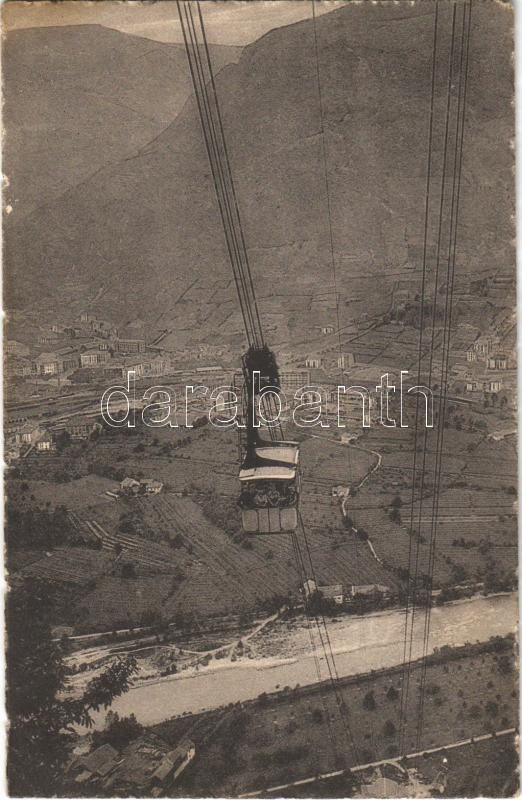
[238,728,517,797]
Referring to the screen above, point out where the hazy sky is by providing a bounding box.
[3,1,344,46]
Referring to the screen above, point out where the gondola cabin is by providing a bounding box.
[239,442,300,533]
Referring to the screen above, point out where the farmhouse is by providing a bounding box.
[320,584,344,604]
[302,579,344,605]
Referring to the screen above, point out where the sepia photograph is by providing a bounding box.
[2,0,519,796]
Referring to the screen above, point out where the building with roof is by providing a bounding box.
[80,349,111,368]
[68,743,120,787]
[36,432,55,453]
[60,417,100,440]
[6,339,30,357]
[16,422,43,446]
[114,338,146,355]
[32,352,61,375]
[150,739,196,791]
[120,477,141,495]
[140,479,163,494]
[348,583,391,598]
[487,354,508,370]
[302,579,344,604]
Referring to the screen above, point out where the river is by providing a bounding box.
[90,593,517,729]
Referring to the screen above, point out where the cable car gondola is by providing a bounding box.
[239,441,301,533]
[237,346,300,533]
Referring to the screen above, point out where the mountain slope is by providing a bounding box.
[3,24,240,218]
[4,4,514,348]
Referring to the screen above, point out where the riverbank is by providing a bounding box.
[87,592,517,728]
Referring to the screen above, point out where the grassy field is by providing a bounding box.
[164,638,517,797]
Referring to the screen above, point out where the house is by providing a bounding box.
[337,353,355,370]
[63,417,99,440]
[302,579,344,604]
[6,340,30,357]
[144,354,171,377]
[36,432,55,453]
[320,584,344,605]
[332,484,350,498]
[319,325,335,335]
[473,334,499,359]
[466,348,477,362]
[16,422,42,446]
[5,356,32,378]
[279,369,311,392]
[60,352,81,372]
[5,445,21,464]
[114,338,146,355]
[90,319,117,337]
[487,354,508,370]
[68,743,120,786]
[347,583,390,598]
[305,356,322,369]
[140,479,163,494]
[486,379,503,393]
[80,348,111,368]
[150,739,196,790]
[119,359,145,379]
[32,352,61,375]
[120,477,141,495]
[38,330,62,346]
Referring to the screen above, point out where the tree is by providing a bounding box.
[389,506,401,524]
[92,712,143,749]
[7,584,137,796]
[362,690,377,710]
[383,720,396,737]
[386,686,399,701]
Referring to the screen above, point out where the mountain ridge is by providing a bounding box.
[4,3,514,350]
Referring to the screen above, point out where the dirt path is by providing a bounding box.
[309,432,384,564]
